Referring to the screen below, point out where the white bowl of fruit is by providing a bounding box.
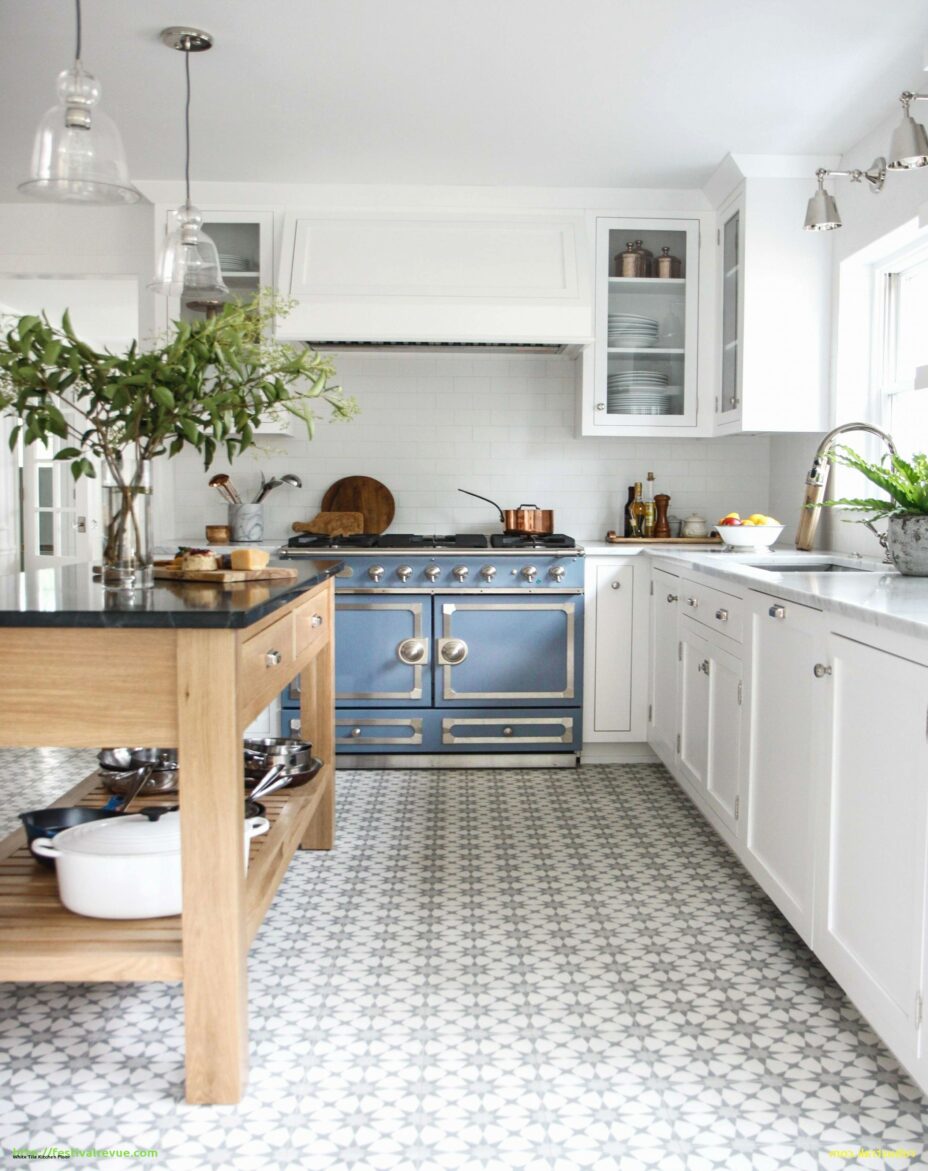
[715,513,784,549]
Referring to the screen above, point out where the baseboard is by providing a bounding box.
[580,742,658,765]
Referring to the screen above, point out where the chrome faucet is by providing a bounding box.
[796,422,897,551]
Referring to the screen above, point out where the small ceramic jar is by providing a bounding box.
[680,513,708,538]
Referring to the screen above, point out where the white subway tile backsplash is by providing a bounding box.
[161,353,772,543]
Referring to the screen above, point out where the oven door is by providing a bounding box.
[435,594,581,707]
[335,593,433,706]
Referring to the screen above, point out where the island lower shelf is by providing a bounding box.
[0,763,332,983]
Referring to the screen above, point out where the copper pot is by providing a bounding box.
[458,490,554,534]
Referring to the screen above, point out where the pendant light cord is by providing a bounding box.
[184,45,192,208]
[74,0,82,62]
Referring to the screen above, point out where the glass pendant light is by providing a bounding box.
[150,28,227,299]
[19,0,140,203]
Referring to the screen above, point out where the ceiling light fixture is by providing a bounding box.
[150,27,227,299]
[18,0,140,203]
[803,158,886,233]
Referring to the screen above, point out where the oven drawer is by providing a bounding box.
[440,710,579,751]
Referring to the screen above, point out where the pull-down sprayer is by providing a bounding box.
[795,423,897,551]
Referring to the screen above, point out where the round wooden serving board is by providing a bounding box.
[321,476,395,534]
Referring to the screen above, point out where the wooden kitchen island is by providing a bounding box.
[0,558,341,1104]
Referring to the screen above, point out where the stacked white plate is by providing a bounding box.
[607,373,681,415]
[219,254,254,273]
[608,313,659,349]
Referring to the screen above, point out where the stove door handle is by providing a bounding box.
[437,637,469,665]
[397,637,429,665]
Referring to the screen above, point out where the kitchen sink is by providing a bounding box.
[751,561,882,573]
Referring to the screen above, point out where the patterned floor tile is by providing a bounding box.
[0,751,925,1170]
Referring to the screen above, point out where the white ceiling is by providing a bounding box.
[1,0,925,196]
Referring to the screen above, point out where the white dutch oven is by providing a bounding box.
[32,811,269,919]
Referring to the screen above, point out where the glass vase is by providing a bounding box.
[101,453,153,588]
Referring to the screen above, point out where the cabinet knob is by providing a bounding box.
[311,613,323,628]
[687,596,698,607]
[768,604,786,620]
[715,608,728,622]
[350,726,362,738]
[813,663,832,678]
[265,649,282,668]
[595,402,606,411]
[698,659,710,675]
[611,580,622,590]
[667,593,678,603]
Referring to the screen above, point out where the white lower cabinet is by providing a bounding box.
[647,567,680,765]
[742,591,827,945]
[815,628,928,1078]
[677,617,742,837]
[583,557,648,744]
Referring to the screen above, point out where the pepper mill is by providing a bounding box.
[654,494,671,539]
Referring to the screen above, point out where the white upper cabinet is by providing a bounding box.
[711,172,832,433]
[580,217,702,435]
[275,210,593,344]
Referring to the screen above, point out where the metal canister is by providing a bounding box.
[614,242,646,278]
[633,239,654,277]
[655,246,683,279]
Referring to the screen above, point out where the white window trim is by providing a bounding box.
[870,238,928,430]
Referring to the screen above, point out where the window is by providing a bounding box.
[876,245,928,454]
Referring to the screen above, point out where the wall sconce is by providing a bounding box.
[888,91,928,169]
[803,159,886,232]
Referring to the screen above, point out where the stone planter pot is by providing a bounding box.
[887,515,928,575]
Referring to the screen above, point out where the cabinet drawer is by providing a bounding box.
[680,578,743,642]
[240,611,295,716]
[293,595,329,660]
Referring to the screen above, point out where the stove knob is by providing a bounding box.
[424,563,441,582]
[549,566,566,582]
[521,565,538,583]
[480,565,497,582]
[368,565,385,583]
[452,565,469,582]
[396,565,413,582]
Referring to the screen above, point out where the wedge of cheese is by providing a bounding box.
[229,547,271,571]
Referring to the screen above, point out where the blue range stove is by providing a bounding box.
[280,532,584,767]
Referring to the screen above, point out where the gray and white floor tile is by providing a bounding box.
[0,751,925,1169]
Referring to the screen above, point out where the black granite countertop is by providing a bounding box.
[0,559,343,629]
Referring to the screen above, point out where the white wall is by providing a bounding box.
[165,352,771,544]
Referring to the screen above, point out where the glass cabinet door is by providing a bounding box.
[720,204,742,416]
[593,218,699,430]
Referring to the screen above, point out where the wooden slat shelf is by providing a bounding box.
[0,763,332,984]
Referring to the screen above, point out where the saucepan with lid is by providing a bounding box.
[458,490,554,535]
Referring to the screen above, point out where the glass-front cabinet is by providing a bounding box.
[587,217,700,433]
[717,191,744,423]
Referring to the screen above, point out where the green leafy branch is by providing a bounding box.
[815,445,928,520]
[0,290,358,484]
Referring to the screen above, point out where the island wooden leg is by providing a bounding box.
[300,594,335,851]
[177,630,249,1104]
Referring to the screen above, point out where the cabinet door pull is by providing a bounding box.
[768,604,786,620]
[813,663,832,678]
[667,593,678,603]
[611,580,621,590]
[265,649,282,667]
[715,608,728,622]
[687,596,698,608]
[311,613,324,628]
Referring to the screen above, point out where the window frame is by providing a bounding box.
[871,239,928,436]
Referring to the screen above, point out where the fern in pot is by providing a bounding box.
[0,293,356,587]
[821,446,928,575]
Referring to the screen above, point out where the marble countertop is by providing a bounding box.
[0,559,342,629]
[637,546,928,640]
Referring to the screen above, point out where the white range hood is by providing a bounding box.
[275,210,593,349]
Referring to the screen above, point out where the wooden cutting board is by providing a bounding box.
[293,511,365,536]
[321,476,395,534]
[154,566,299,583]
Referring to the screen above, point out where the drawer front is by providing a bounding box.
[441,712,578,750]
[293,594,329,660]
[336,712,425,748]
[241,611,295,715]
[680,578,743,642]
